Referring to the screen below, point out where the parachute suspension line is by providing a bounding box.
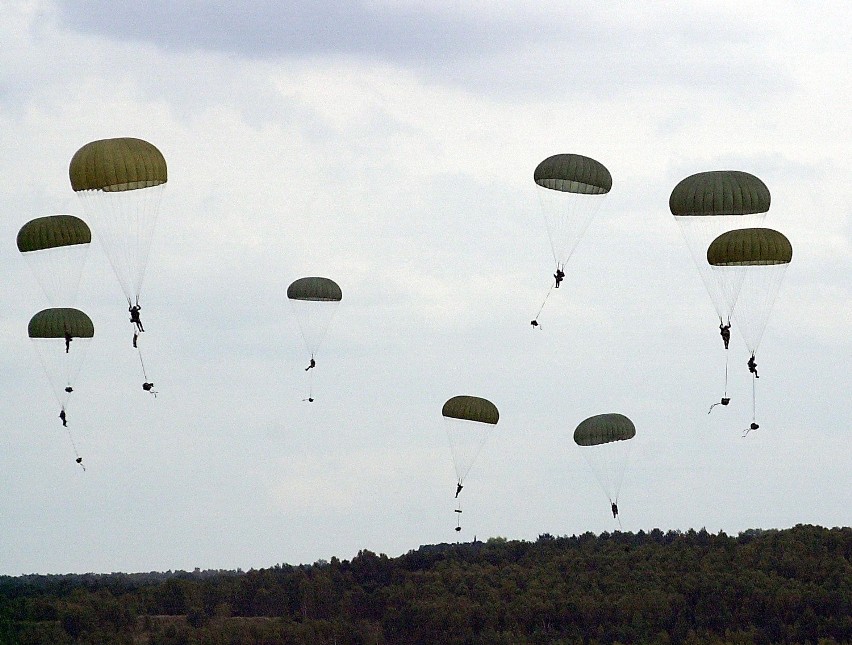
[611,439,634,507]
[579,449,614,508]
[449,427,490,485]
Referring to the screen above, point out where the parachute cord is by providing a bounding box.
[724,351,729,397]
[533,285,555,322]
[65,427,85,471]
[752,372,757,423]
[611,439,633,506]
[138,348,149,381]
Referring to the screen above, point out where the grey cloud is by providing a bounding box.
[55,1,557,63]
[53,1,790,101]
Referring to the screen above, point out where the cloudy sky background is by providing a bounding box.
[1,0,849,575]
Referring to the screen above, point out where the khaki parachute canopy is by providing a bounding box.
[442,396,499,425]
[287,277,342,302]
[17,215,91,252]
[69,137,167,192]
[28,308,94,339]
[669,171,770,217]
[707,228,792,266]
[534,154,612,195]
[573,413,635,447]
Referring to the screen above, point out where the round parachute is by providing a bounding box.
[28,308,94,409]
[707,227,792,266]
[70,137,167,304]
[69,138,167,192]
[574,413,635,506]
[287,277,342,399]
[17,215,91,252]
[707,228,792,354]
[28,307,95,339]
[669,171,770,217]
[573,413,636,446]
[534,154,612,195]
[287,277,343,302]
[442,395,500,425]
[442,395,499,489]
[287,277,342,355]
[533,153,611,268]
[17,215,91,305]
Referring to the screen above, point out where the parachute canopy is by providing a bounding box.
[69,138,167,192]
[533,153,611,270]
[707,228,792,355]
[17,215,91,252]
[573,413,635,506]
[707,228,793,266]
[442,395,499,487]
[669,171,771,217]
[442,395,499,425]
[287,277,342,302]
[28,308,94,409]
[70,137,167,303]
[534,154,612,195]
[573,413,635,447]
[17,215,91,305]
[28,308,94,339]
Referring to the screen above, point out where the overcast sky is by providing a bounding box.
[1,0,849,575]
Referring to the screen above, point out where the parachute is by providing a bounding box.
[17,215,91,306]
[442,395,499,532]
[532,153,611,322]
[573,413,635,520]
[70,137,166,390]
[670,170,770,408]
[28,307,94,469]
[708,228,792,431]
[70,137,166,304]
[287,277,342,400]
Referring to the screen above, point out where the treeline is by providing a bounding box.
[2,524,850,644]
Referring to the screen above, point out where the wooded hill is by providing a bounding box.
[2,524,850,644]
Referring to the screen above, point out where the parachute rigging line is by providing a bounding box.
[64,424,85,471]
[752,371,757,422]
[137,345,158,397]
[534,285,554,320]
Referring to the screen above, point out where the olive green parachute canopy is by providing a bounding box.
[28,308,94,339]
[287,277,342,302]
[669,171,770,217]
[17,215,91,252]
[69,137,167,192]
[707,228,792,266]
[534,154,612,195]
[442,396,499,425]
[573,413,635,447]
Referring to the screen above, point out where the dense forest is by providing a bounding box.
[1,524,850,644]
